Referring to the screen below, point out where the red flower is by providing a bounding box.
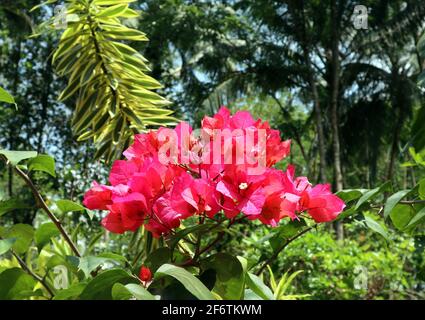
[82,182,112,210]
[139,266,152,283]
[145,192,181,238]
[299,184,346,222]
[171,172,221,219]
[216,164,266,218]
[82,106,345,238]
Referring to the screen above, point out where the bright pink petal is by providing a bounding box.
[83,182,112,210]
[238,187,265,216]
[101,210,125,234]
[109,160,139,186]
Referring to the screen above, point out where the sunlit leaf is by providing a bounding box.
[155,264,215,300]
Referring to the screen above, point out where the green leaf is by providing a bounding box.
[244,289,264,300]
[34,222,60,251]
[155,264,215,300]
[336,206,357,221]
[0,150,37,166]
[46,254,79,275]
[0,238,16,255]
[200,253,246,300]
[78,256,119,278]
[384,190,411,219]
[390,204,416,232]
[4,224,34,254]
[0,86,15,105]
[53,282,87,300]
[111,283,133,300]
[419,179,425,200]
[0,268,37,300]
[363,215,389,240]
[112,283,157,300]
[275,270,305,298]
[336,189,364,203]
[355,182,391,210]
[97,4,128,18]
[30,0,58,13]
[56,200,85,213]
[406,206,425,228]
[145,248,171,272]
[125,284,158,300]
[97,252,129,264]
[94,0,136,5]
[28,154,56,177]
[0,198,32,217]
[80,269,136,300]
[245,273,275,300]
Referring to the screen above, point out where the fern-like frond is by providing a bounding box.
[35,0,177,162]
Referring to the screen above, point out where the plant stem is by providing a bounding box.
[0,155,82,258]
[197,232,225,257]
[255,226,315,276]
[399,200,425,205]
[372,199,425,210]
[11,248,54,298]
[194,214,205,259]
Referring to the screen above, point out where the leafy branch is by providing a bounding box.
[0,235,55,298]
[0,154,81,258]
[33,0,177,162]
[255,225,316,276]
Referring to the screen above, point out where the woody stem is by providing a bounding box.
[255,225,315,276]
[1,155,81,258]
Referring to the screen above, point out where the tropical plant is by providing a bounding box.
[0,105,345,300]
[33,0,176,162]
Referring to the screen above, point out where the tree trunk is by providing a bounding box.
[36,41,53,154]
[330,0,344,240]
[386,105,402,182]
[8,38,22,198]
[298,2,327,183]
[311,78,327,183]
[386,64,404,183]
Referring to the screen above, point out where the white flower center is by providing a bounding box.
[239,182,248,190]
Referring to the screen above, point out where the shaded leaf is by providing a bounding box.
[4,224,34,254]
[155,264,215,300]
[53,282,87,300]
[0,238,16,255]
[200,253,246,300]
[405,206,425,229]
[0,198,32,217]
[390,204,417,232]
[34,222,60,251]
[0,268,37,300]
[79,269,135,300]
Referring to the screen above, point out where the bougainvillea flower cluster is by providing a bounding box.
[83,107,345,237]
